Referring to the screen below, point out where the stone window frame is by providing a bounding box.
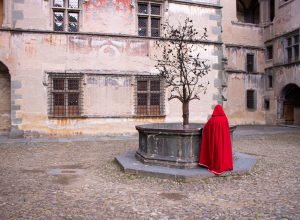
[135,76,165,117]
[52,0,82,32]
[137,1,163,37]
[48,73,83,118]
[246,89,257,111]
[284,31,299,64]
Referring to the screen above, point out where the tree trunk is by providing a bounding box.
[182,101,189,127]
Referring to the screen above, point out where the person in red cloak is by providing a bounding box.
[199,104,233,175]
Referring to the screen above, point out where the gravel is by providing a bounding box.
[0,131,299,219]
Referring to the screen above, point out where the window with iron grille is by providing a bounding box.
[137,2,162,37]
[246,89,256,110]
[53,0,80,32]
[285,33,299,64]
[49,73,83,117]
[246,54,255,73]
[136,77,164,116]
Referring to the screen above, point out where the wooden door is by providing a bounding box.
[283,103,294,124]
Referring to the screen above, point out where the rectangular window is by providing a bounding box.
[285,33,300,63]
[268,75,273,88]
[53,0,80,32]
[137,2,161,37]
[264,99,270,111]
[266,45,273,60]
[246,89,256,110]
[246,54,255,73]
[136,77,164,116]
[49,73,82,117]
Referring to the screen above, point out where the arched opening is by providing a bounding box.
[281,84,300,125]
[0,61,11,135]
[237,0,260,24]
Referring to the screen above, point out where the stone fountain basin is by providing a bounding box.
[135,123,236,168]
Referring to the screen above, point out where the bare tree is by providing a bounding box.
[155,18,210,127]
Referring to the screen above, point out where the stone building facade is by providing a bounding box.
[0,0,299,137]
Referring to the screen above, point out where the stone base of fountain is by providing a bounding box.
[115,123,256,180]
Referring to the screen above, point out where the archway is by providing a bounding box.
[281,83,300,125]
[0,61,11,135]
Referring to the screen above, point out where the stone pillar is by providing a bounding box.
[9,76,24,138]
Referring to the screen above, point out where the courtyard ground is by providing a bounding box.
[0,126,299,219]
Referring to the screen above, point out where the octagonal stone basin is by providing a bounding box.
[135,123,236,168]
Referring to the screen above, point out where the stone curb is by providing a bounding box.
[116,151,257,181]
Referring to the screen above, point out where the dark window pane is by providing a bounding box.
[137,80,147,91]
[68,0,79,8]
[68,13,78,32]
[54,12,64,31]
[137,93,147,105]
[287,37,292,46]
[268,75,273,88]
[294,35,299,44]
[287,47,292,62]
[68,93,79,106]
[151,18,160,28]
[68,12,78,22]
[150,94,160,105]
[54,93,65,106]
[138,3,148,14]
[150,80,160,91]
[54,12,64,22]
[68,79,79,90]
[267,45,273,60]
[151,18,160,37]
[53,79,65,90]
[151,29,159,37]
[151,4,160,15]
[246,90,255,109]
[54,0,64,7]
[294,45,299,61]
[264,99,270,110]
[247,54,254,72]
[138,17,147,36]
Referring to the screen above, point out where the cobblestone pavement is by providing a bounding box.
[0,129,299,219]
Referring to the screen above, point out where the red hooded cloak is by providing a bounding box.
[199,104,233,175]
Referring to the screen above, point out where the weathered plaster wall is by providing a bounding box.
[225,73,265,124]
[0,31,220,136]
[221,0,264,47]
[226,47,265,73]
[168,3,222,42]
[264,0,300,42]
